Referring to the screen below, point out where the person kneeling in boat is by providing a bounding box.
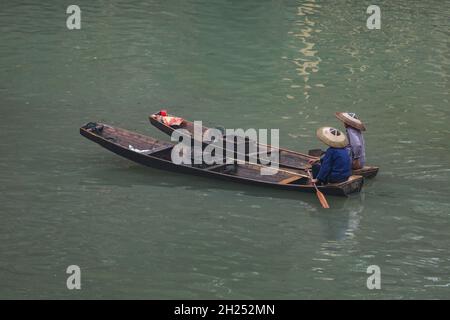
[335,112,366,170]
[308,127,351,185]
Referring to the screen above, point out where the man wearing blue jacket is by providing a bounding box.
[309,127,351,185]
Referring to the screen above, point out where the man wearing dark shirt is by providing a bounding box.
[310,127,351,184]
[335,112,366,169]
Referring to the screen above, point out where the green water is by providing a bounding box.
[1,0,449,299]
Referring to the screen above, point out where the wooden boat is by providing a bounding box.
[149,112,379,179]
[80,122,364,196]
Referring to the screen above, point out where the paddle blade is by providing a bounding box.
[316,190,330,208]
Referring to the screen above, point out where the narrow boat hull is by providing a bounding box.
[149,114,379,179]
[80,123,364,197]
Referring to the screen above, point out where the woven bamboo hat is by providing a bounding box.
[335,112,366,131]
[316,127,348,148]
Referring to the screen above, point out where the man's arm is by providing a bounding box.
[316,150,333,182]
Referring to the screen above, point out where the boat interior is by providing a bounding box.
[152,116,322,169]
[92,124,312,186]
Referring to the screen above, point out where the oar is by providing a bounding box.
[307,170,330,209]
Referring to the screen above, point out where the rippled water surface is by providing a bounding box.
[0,0,449,299]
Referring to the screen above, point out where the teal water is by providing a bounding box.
[0,0,449,299]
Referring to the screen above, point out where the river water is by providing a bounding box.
[0,0,449,299]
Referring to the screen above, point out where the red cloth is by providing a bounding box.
[161,116,184,126]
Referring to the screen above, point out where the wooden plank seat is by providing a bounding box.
[278,175,303,185]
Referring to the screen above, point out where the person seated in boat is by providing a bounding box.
[335,112,366,170]
[156,109,184,127]
[308,127,351,185]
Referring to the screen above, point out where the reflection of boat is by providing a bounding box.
[148,112,379,179]
[80,122,364,196]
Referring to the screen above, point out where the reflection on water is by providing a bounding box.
[284,0,323,100]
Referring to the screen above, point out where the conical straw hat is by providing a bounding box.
[316,127,348,148]
[335,112,366,131]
